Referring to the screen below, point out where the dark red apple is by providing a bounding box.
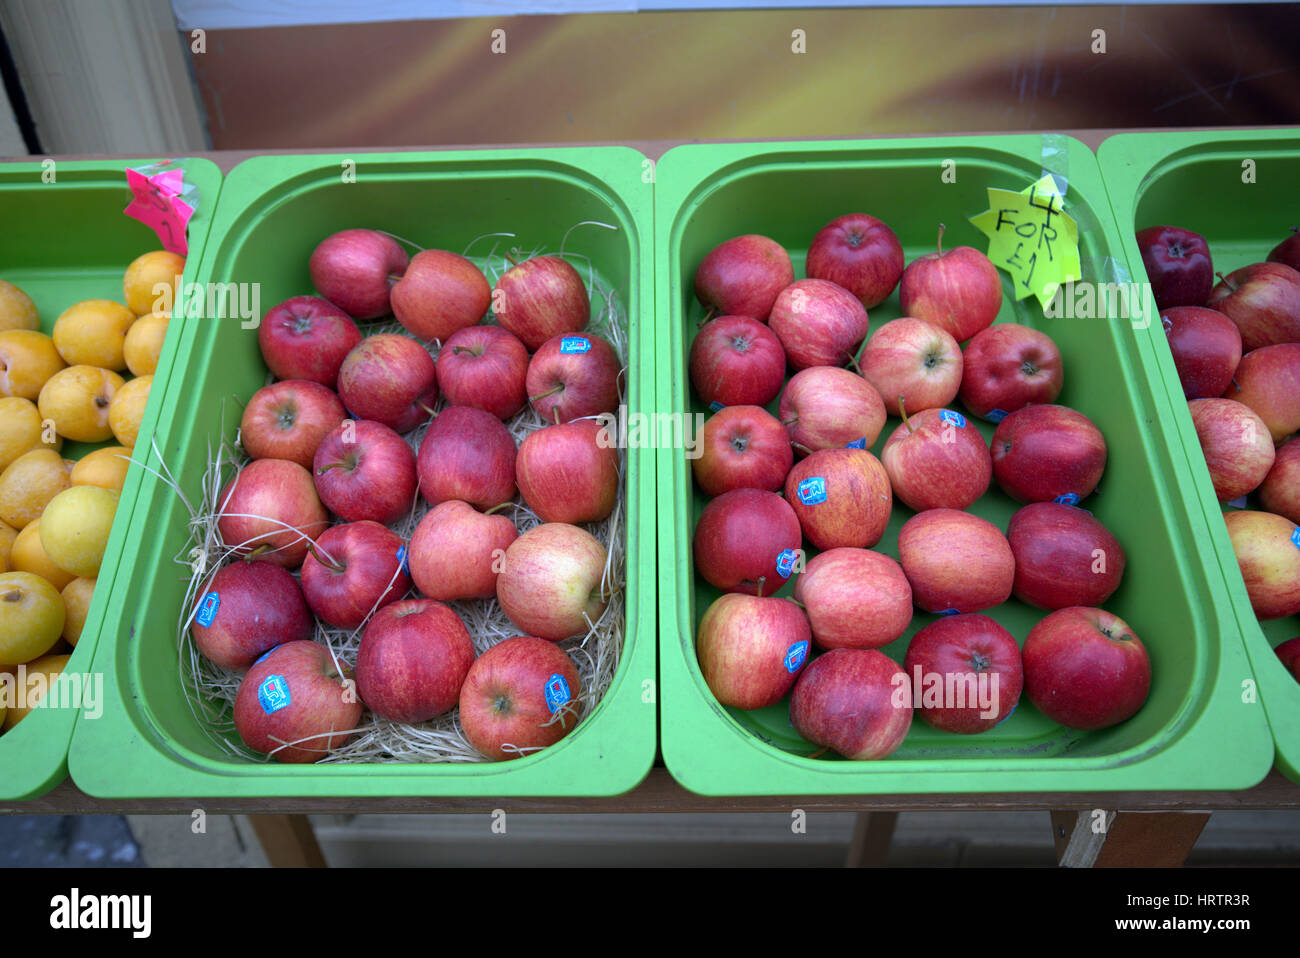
[778,365,887,456]
[789,648,913,760]
[516,418,619,523]
[899,224,1003,343]
[793,547,912,650]
[416,405,517,511]
[257,295,362,388]
[300,520,411,631]
[1135,225,1213,311]
[693,234,794,322]
[1007,501,1126,610]
[1160,306,1242,400]
[990,404,1107,504]
[336,333,438,434]
[190,559,314,671]
[880,406,992,512]
[1222,343,1300,442]
[692,405,793,497]
[525,332,621,425]
[1275,636,1300,683]
[859,317,963,416]
[434,325,528,420]
[1188,398,1275,502]
[458,636,583,760]
[309,228,409,321]
[696,592,811,710]
[1258,438,1300,524]
[356,598,476,724]
[693,488,803,596]
[903,613,1022,733]
[312,418,418,526]
[958,322,1063,421]
[240,380,347,470]
[783,447,892,551]
[806,213,905,309]
[1207,262,1300,351]
[217,458,330,568]
[1267,228,1300,272]
[390,249,490,342]
[897,509,1014,614]
[409,499,518,602]
[493,255,590,351]
[689,315,786,409]
[768,279,869,370]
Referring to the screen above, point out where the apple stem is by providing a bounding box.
[484,501,512,516]
[845,352,864,375]
[791,441,814,457]
[781,416,798,427]
[246,544,272,560]
[808,746,830,760]
[316,461,345,476]
[529,384,565,403]
[698,307,716,328]
[306,542,345,574]
[936,222,947,256]
[755,576,767,598]
[418,403,438,419]
[505,249,521,267]
[786,598,806,610]
[898,396,915,433]
[1216,271,1237,293]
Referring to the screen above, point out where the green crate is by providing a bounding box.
[655,134,1274,795]
[0,157,222,799]
[69,148,655,797]
[1098,128,1300,782]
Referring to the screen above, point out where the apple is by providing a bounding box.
[1160,306,1242,400]
[1274,637,1300,683]
[958,322,1064,420]
[789,648,912,760]
[767,279,869,371]
[493,255,589,351]
[1187,398,1275,502]
[1221,343,1300,442]
[990,404,1107,504]
[1259,438,1300,524]
[257,295,362,388]
[806,213,905,309]
[1224,510,1300,620]
[312,418,418,526]
[859,317,963,415]
[692,488,803,596]
[496,522,609,641]
[689,315,786,409]
[190,559,314,671]
[693,234,793,322]
[408,499,518,601]
[783,447,892,552]
[778,365,886,456]
[336,333,438,434]
[240,380,347,470]
[904,614,1022,734]
[390,249,491,342]
[416,405,517,510]
[233,640,362,763]
[881,406,992,512]
[1267,227,1300,272]
[1007,501,1126,610]
[692,405,792,497]
[525,332,621,425]
[696,592,811,709]
[1022,606,1151,730]
[458,636,583,760]
[899,224,1003,342]
[309,228,409,320]
[516,418,619,523]
[217,458,330,568]
[1207,262,1300,351]
[1134,225,1213,310]
[300,520,412,631]
[434,325,528,420]
[897,509,1014,613]
[793,547,912,650]
[356,598,475,724]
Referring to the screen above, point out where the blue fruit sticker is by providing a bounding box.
[258,675,291,714]
[252,645,282,667]
[940,409,967,429]
[1054,493,1081,506]
[195,591,220,628]
[709,400,725,412]
[776,548,800,578]
[995,702,1018,727]
[784,640,809,674]
[396,544,410,575]
[544,673,572,713]
[936,608,961,617]
[846,437,868,449]
[987,409,1009,424]
[560,336,591,354]
[1226,496,1248,509]
[797,477,827,504]
[1292,528,1300,550]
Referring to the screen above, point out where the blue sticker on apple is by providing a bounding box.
[797,477,827,504]
[1292,528,1300,550]
[940,409,967,429]
[846,437,868,449]
[252,645,282,667]
[544,673,571,713]
[1226,496,1248,509]
[987,409,1008,423]
[709,401,724,412]
[258,675,291,715]
[776,548,800,578]
[1054,493,1081,506]
[783,640,809,674]
[936,608,961,617]
[995,702,1018,727]
[560,336,591,354]
[396,544,410,575]
[195,591,220,628]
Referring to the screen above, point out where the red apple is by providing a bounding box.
[516,418,619,523]
[493,255,589,351]
[525,332,621,425]
[689,315,786,409]
[416,405,517,510]
[903,613,1022,733]
[806,213,905,309]
[1207,262,1300,351]
[309,228,409,320]
[696,592,811,710]
[692,405,793,497]
[899,224,1003,343]
[1188,398,1275,501]
[312,418,418,526]
[336,333,438,434]
[1160,306,1242,400]
[257,295,362,388]
[496,522,609,641]
[1274,637,1300,683]
[897,509,1014,613]
[1267,228,1300,272]
[233,640,362,763]
[190,559,314,671]
[881,406,992,512]
[784,447,892,552]
[434,325,528,420]
[1135,225,1213,311]
[240,380,347,470]
[859,317,963,416]
[1022,606,1151,730]
[1222,343,1300,443]
[1259,438,1300,524]
[768,279,869,370]
[789,648,913,760]
[693,234,794,322]
[778,365,886,456]
[409,499,518,601]
[958,322,1064,421]
[1007,501,1126,610]
[300,521,411,631]
[356,598,476,724]
[217,458,330,568]
[793,547,912,650]
[458,636,583,760]
[390,249,490,342]
[990,404,1107,504]
[1224,510,1300,619]
[692,488,803,596]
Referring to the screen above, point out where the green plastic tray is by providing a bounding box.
[1098,128,1300,782]
[655,134,1274,795]
[0,157,222,799]
[69,148,656,797]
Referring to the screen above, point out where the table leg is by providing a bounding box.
[248,814,327,868]
[846,811,899,867]
[1052,810,1211,867]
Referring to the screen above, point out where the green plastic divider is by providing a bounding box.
[69,148,656,797]
[655,135,1274,795]
[1097,128,1300,782]
[0,157,223,799]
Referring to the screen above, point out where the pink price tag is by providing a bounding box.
[124,165,195,256]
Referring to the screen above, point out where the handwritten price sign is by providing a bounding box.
[971,174,1081,311]
[124,161,197,256]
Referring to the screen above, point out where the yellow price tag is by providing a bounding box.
[971,174,1081,311]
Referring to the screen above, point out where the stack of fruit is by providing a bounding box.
[690,215,1152,760]
[0,252,179,731]
[188,228,626,764]
[1139,225,1300,680]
